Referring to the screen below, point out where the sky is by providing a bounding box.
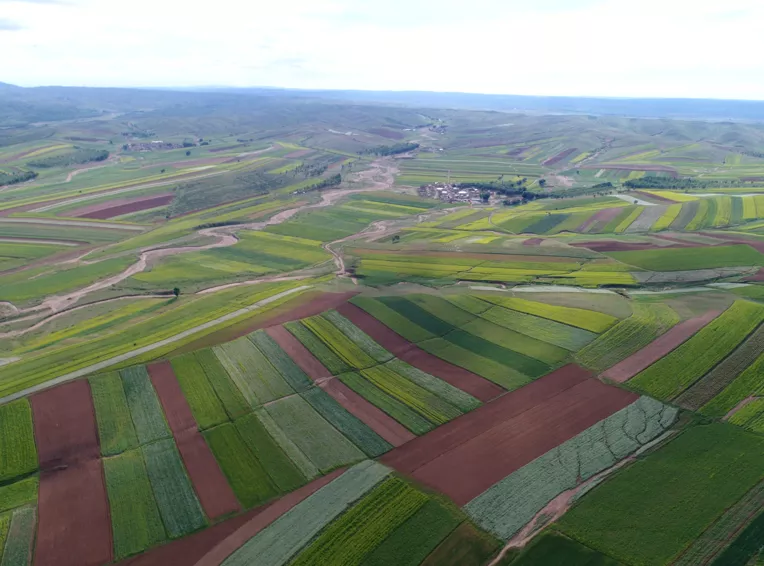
[1,0,764,99]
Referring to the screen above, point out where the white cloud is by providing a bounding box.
[0,0,763,99]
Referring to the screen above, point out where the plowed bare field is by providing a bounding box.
[382,365,637,505]
[575,207,622,232]
[36,461,113,566]
[31,379,99,468]
[335,302,503,402]
[602,310,722,382]
[32,380,112,566]
[73,194,174,219]
[148,361,240,519]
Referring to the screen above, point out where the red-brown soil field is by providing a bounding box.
[72,194,174,219]
[602,309,722,382]
[32,380,112,566]
[382,365,638,505]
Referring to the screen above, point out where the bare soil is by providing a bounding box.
[382,365,637,505]
[32,380,112,566]
[71,194,174,219]
[31,379,100,469]
[35,460,113,566]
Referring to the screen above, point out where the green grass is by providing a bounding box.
[301,387,392,458]
[142,439,207,538]
[460,317,569,364]
[284,321,353,375]
[301,315,378,370]
[0,400,37,483]
[575,303,680,372]
[194,349,250,420]
[557,424,764,566]
[377,297,455,336]
[362,364,464,425]
[0,256,134,305]
[0,478,37,515]
[263,395,365,473]
[233,413,307,493]
[214,338,294,407]
[339,372,435,435]
[701,351,764,417]
[350,297,435,343]
[477,295,618,333]
[322,311,393,363]
[510,531,619,566]
[606,244,764,271]
[221,460,391,566]
[90,372,140,456]
[0,513,8,564]
[203,423,279,508]
[121,366,171,444]
[1,506,35,566]
[290,477,429,566]
[418,337,530,390]
[480,304,597,351]
[170,353,228,430]
[444,329,550,377]
[103,449,166,559]
[385,359,481,413]
[630,301,764,400]
[420,521,501,566]
[361,498,463,566]
[247,330,313,392]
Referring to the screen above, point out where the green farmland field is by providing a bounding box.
[0,401,37,483]
[606,244,764,271]
[558,424,764,566]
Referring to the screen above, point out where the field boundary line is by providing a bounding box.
[0,285,312,406]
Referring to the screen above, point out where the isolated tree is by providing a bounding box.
[160,169,165,173]
[481,191,490,203]
[392,235,400,244]
[173,287,180,297]
[539,179,547,187]
[186,150,191,156]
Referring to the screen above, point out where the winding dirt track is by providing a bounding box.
[6,159,400,323]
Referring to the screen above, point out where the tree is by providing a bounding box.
[160,169,165,173]
[480,191,490,203]
[392,235,400,244]
[173,287,180,297]
[539,179,547,187]
[186,150,191,156]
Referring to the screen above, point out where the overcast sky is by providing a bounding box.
[1,0,763,99]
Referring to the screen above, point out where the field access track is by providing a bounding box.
[147,361,240,519]
[335,302,503,402]
[381,364,638,505]
[32,380,113,566]
[602,309,722,382]
[265,325,416,447]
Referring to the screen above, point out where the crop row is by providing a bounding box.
[557,424,764,565]
[222,460,392,566]
[674,479,764,565]
[676,323,764,410]
[464,396,677,540]
[630,300,764,400]
[575,303,680,372]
